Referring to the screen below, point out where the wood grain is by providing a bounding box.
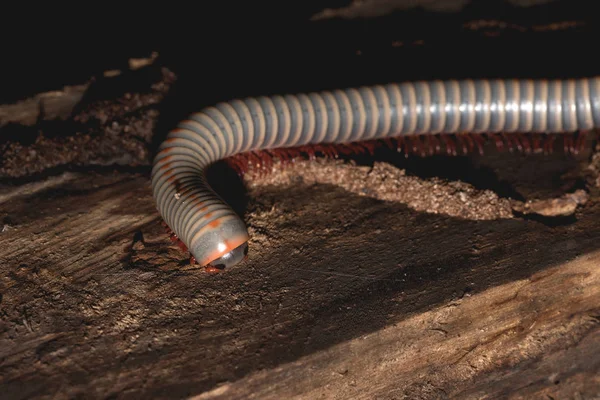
[0,160,599,399]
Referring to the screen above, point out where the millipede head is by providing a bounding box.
[204,241,249,272]
[183,215,251,272]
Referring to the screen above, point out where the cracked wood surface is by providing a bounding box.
[0,159,599,399]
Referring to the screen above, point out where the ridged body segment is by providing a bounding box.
[151,77,600,267]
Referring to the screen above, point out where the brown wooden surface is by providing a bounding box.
[2,1,600,398]
[1,146,599,399]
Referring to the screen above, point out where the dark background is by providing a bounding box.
[3,0,599,105]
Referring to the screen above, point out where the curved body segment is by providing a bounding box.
[151,77,600,270]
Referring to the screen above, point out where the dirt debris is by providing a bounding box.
[247,158,515,221]
[0,65,174,179]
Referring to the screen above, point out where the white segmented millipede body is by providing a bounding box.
[151,77,600,270]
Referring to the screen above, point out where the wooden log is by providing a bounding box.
[0,152,599,399]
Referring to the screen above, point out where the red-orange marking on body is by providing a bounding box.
[208,220,221,228]
[160,161,173,171]
[204,212,213,219]
[177,187,197,199]
[166,175,183,191]
[198,234,250,268]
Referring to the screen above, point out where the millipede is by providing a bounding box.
[151,77,600,272]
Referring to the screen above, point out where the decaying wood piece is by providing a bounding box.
[0,84,89,128]
[511,189,589,217]
[0,52,160,129]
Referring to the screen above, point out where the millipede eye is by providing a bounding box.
[206,241,249,272]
